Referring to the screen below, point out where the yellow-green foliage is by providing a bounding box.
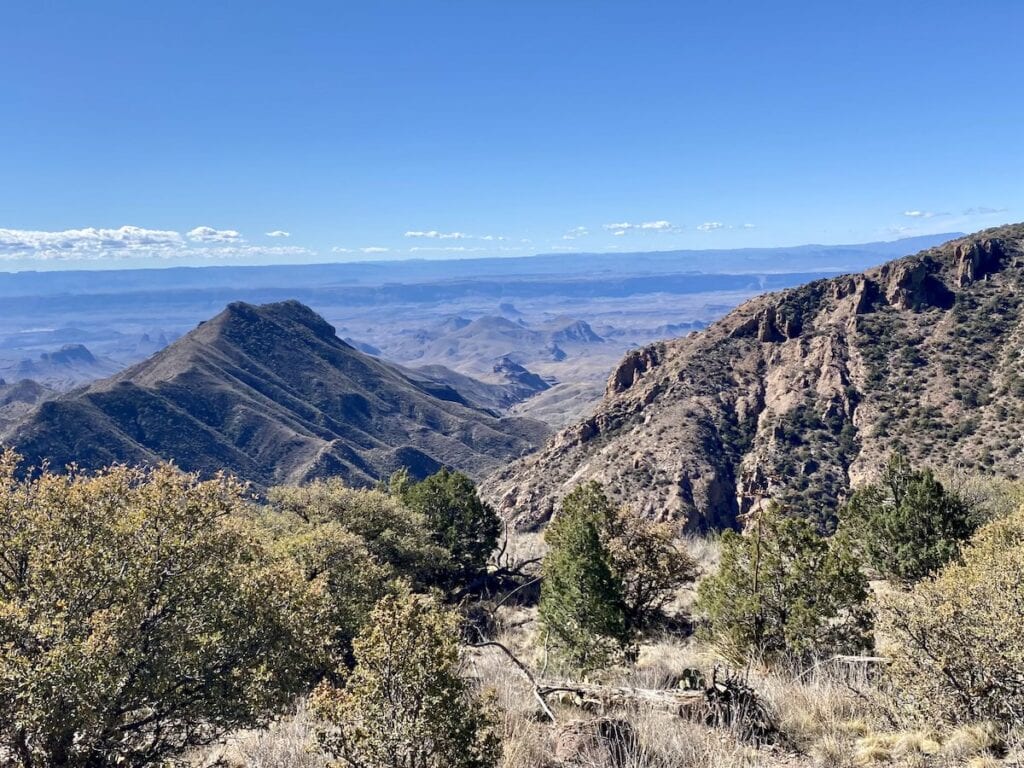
[880,505,1024,724]
[312,586,501,768]
[0,451,328,768]
[268,479,447,586]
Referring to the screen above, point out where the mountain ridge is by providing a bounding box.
[483,223,1024,531]
[1,300,548,487]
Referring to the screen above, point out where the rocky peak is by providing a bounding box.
[482,223,1024,533]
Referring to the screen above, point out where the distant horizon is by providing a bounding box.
[0,228,976,275]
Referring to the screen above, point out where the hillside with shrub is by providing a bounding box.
[485,224,1024,531]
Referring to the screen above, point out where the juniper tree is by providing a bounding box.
[840,455,978,583]
[538,483,630,671]
[696,504,871,664]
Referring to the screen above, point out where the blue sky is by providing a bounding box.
[1,0,1021,269]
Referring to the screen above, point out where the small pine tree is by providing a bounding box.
[840,455,978,583]
[696,504,871,664]
[539,483,630,671]
[312,586,501,768]
[396,468,501,588]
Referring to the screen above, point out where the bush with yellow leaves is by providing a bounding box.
[312,585,501,768]
[880,505,1024,723]
[0,451,329,767]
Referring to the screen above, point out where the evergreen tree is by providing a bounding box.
[396,468,502,588]
[696,504,871,664]
[840,455,978,583]
[539,483,629,671]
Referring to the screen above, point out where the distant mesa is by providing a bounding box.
[343,337,382,356]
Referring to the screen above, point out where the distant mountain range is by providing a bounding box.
[484,224,1024,531]
[1,301,548,487]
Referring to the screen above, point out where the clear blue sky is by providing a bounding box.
[1,0,1021,269]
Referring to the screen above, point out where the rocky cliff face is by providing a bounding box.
[483,224,1024,531]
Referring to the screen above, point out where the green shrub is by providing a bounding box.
[840,455,978,583]
[268,480,447,587]
[394,468,502,589]
[589,485,697,631]
[696,504,871,664]
[312,586,501,768]
[539,483,630,671]
[880,506,1024,723]
[0,452,327,767]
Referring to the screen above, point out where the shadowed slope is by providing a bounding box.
[3,301,548,486]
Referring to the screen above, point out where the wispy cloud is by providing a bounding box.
[187,226,243,243]
[0,224,324,263]
[0,225,184,260]
[409,246,486,253]
[963,206,1008,216]
[696,221,725,231]
[404,230,468,240]
[265,230,290,238]
[360,246,389,254]
[562,226,589,240]
[902,210,951,219]
[603,220,675,235]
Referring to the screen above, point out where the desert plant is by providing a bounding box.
[840,455,978,583]
[268,479,447,587]
[539,483,630,671]
[879,505,1024,723]
[394,468,502,589]
[0,452,328,767]
[696,504,871,664]
[312,586,501,768]
[600,497,698,631]
[268,518,389,669]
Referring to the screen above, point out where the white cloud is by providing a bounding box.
[265,230,290,238]
[187,225,243,243]
[903,210,933,219]
[331,246,353,253]
[0,225,185,260]
[404,230,468,240]
[188,245,315,260]
[603,220,674,233]
[963,206,1007,216]
[0,224,325,264]
[549,245,579,251]
[742,223,757,229]
[697,221,725,231]
[360,246,389,254]
[562,226,589,240]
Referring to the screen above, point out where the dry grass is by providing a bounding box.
[191,532,1022,768]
